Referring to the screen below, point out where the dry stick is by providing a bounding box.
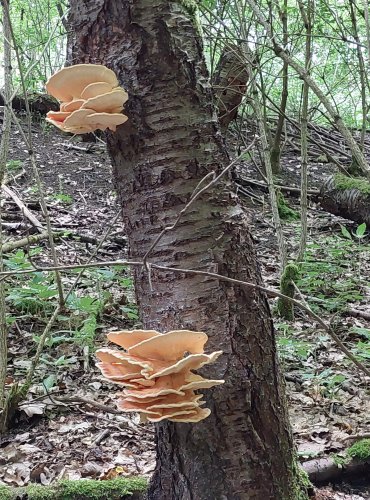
[344,434,370,442]
[236,177,319,196]
[2,2,65,307]
[2,185,44,232]
[245,0,370,178]
[1,231,49,253]
[0,259,142,279]
[249,94,287,269]
[348,309,370,321]
[54,395,123,415]
[269,0,289,174]
[142,143,256,266]
[0,0,12,409]
[22,306,61,391]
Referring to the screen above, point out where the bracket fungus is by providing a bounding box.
[45,64,128,134]
[96,329,224,423]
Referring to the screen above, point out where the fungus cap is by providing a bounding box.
[80,81,115,99]
[147,392,203,410]
[181,373,225,391]
[147,408,201,423]
[84,112,128,132]
[144,351,223,379]
[60,100,85,112]
[123,373,188,399]
[45,64,119,102]
[168,407,211,423]
[96,348,151,370]
[82,88,128,113]
[63,108,97,130]
[128,330,208,361]
[96,362,142,380]
[46,111,71,123]
[107,330,162,350]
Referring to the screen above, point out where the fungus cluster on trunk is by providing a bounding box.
[96,330,224,423]
[45,64,128,134]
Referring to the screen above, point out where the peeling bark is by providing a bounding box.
[212,43,249,132]
[69,1,301,498]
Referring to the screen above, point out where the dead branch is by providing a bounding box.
[347,308,370,321]
[235,176,319,196]
[302,456,370,485]
[2,185,44,232]
[1,231,49,253]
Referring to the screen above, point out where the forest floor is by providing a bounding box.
[0,116,369,499]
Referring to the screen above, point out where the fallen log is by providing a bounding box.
[0,92,59,115]
[319,174,370,226]
[302,456,370,485]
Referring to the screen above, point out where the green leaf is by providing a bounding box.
[340,225,352,240]
[355,223,366,238]
[43,374,56,391]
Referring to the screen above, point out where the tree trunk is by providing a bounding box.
[69,1,304,498]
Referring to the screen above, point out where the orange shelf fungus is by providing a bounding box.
[45,64,128,134]
[96,329,224,423]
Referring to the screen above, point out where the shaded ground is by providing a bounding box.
[0,118,369,498]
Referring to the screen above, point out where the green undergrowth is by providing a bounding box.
[3,246,138,388]
[0,478,147,500]
[347,439,370,460]
[276,223,368,379]
[331,439,370,469]
[297,226,367,314]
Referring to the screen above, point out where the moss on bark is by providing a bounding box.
[277,191,300,221]
[277,264,299,321]
[347,439,370,460]
[0,478,147,500]
[334,173,370,194]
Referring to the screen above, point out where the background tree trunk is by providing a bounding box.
[69,1,304,498]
